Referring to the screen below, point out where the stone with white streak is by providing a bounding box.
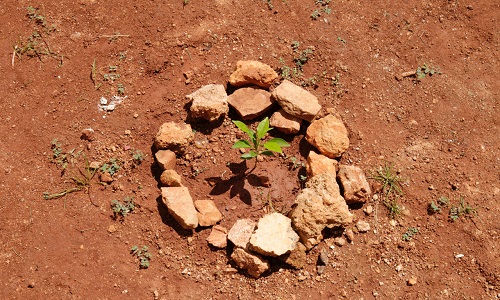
[337,165,371,204]
[186,84,228,122]
[249,213,299,257]
[229,60,278,88]
[227,87,275,120]
[194,200,223,226]
[306,114,349,158]
[161,187,198,229]
[231,248,269,278]
[271,80,321,122]
[270,109,302,134]
[289,172,353,250]
[227,219,256,249]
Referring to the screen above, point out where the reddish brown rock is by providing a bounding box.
[154,122,194,154]
[186,84,228,122]
[228,219,255,249]
[194,200,223,226]
[306,114,349,158]
[229,60,278,88]
[337,165,371,204]
[270,109,302,134]
[206,225,228,249]
[231,248,269,278]
[160,170,183,187]
[271,80,321,122]
[161,187,198,229]
[306,151,338,178]
[155,150,176,171]
[227,87,274,120]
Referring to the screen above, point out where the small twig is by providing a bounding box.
[11,48,16,68]
[12,248,22,258]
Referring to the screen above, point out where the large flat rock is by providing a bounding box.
[161,187,198,230]
[249,213,299,257]
[271,80,321,122]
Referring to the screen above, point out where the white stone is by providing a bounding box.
[271,80,321,122]
[249,213,299,257]
[187,84,228,122]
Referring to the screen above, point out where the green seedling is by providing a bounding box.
[232,117,290,173]
[101,158,121,176]
[337,37,346,45]
[131,245,152,269]
[416,63,441,79]
[370,162,404,219]
[27,6,47,27]
[288,156,305,170]
[117,83,125,95]
[111,196,135,220]
[131,150,144,164]
[311,9,321,20]
[428,196,450,214]
[449,196,476,221]
[402,227,418,241]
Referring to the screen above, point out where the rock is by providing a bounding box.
[319,249,329,265]
[107,224,117,233]
[271,80,321,122]
[231,248,269,278]
[281,242,307,269]
[356,220,371,233]
[227,87,274,120]
[206,225,228,248]
[194,200,223,226]
[334,237,346,246]
[345,228,355,242]
[100,172,113,184]
[305,114,349,158]
[316,265,326,275]
[89,161,100,169]
[407,277,417,286]
[155,150,176,171]
[161,187,198,229]
[154,122,194,154]
[81,128,95,141]
[249,213,299,257]
[306,151,338,178]
[228,60,278,88]
[364,205,373,215]
[289,172,353,250]
[337,165,371,204]
[186,84,229,122]
[227,219,256,249]
[269,109,302,134]
[160,170,183,187]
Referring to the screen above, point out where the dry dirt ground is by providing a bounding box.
[0,0,499,299]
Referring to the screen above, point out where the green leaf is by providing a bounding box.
[261,150,275,156]
[241,151,258,160]
[232,140,251,149]
[263,141,283,153]
[266,138,290,147]
[256,117,271,141]
[232,120,252,135]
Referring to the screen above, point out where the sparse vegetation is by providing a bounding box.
[449,196,476,221]
[100,158,121,176]
[279,42,315,81]
[416,63,441,79]
[402,227,418,241]
[370,162,404,219]
[288,156,305,170]
[428,196,449,214]
[130,245,152,269]
[111,196,135,220]
[232,117,290,173]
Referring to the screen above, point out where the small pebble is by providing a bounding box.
[407,277,417,286]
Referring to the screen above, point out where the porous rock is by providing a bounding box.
[194,200,223,227]
[289,172,353,250]
[270,109,302,134]
[228,219,256,249]
[249,213,299,257]
[228,60,278,88]
[186,84,228,122]
[154,122,194,154]
[160,169,182,187]
[231,248,269,278]
[271,80,321,122]
[306,114,349,158]
[155,150,176,171]
[306,151,338,178]
[356,220,371,233]
[227,87,274,120]
[161,187,198,229]
[206,225,228,249]
[281,242,307,269]
[337,165,371,204]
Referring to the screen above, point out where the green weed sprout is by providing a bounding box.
[232,117,290,172]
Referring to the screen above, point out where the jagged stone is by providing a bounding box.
[227,87,274,120]
[306,114,349,158]
[154,122,194,154]
[227,219,255,249]
[206,225,228,249]
[337,165,371,204]
[194,200,223,227]
[289,172,353,250]
[228,60,278,88]
[161,187,198,229]
[271,80,321,122]
[249,213,299,257]
[270,109,302,134]
[280,242,307,269]
[155,150,176,171]
[186,84,228,122]
[160,169,182,187]
[231,248,269,278]
[306,151,338,178]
